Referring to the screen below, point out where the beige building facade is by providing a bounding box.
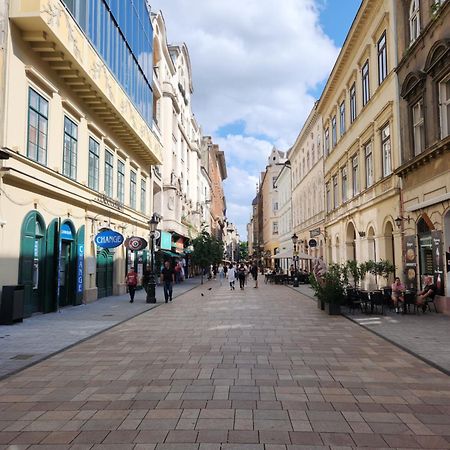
[290,102,325,268]
[319,0,402,287]
[0,0,162,316]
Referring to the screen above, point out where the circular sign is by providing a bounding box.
[94,229,124,248]
[125,236,148,252]
[308,239,317,248]
[153,230,160,240]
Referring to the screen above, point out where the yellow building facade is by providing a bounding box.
[0,0,162,316]
[319,0,403,285]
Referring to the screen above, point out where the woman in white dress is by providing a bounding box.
[227,263,236,290]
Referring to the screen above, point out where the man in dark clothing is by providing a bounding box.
[238,264,246,290]
[250,261,258,288]
[416,276,436,312]
[125,268,138,303]
[160,260,175,303]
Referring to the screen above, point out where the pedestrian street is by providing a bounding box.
[0,281,449,449]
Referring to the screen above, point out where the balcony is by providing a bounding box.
[10,0,162,165]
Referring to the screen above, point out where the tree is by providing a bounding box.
[239,242,248,261]
[191,230,223,284]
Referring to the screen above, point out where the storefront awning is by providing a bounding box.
[159,249,183,259]
[271,250,313,260]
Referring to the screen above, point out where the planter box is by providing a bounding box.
[317,298,325,310]
[325,302,341,315]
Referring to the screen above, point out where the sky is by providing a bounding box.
[151,0,362,238]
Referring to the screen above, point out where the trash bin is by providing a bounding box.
[0,285,25,325]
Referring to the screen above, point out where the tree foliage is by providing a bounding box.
[239,242,248,261]
[191,230,223,271]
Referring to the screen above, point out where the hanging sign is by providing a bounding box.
[308,239,317,248]
[94,229,124,248]
[404,235,418,291]
[124,236,148,252]
[60,223,74,240]
[77,243,84,294]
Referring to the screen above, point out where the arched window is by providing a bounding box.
[409,0,420,44]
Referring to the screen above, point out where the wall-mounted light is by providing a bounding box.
[358,231,366,238]
[394,216,411,228]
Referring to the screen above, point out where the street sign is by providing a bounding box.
[125,236,148,252]
[308,239,317,248]
[310,228,321,238]
[94,229,124,248]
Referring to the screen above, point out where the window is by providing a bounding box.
[140,178,147,213]
[331,116,337,147]
[333,175,338,209]
[340,101,346,135]
[326,182,331,212]
[381,124,392,176]
[378,32,388,84]
[104,150,114,197]
[63,116,77,179]
[27,88,48,165]
[88,137,99,191]
[324,127,330,155]
[273,202,278,212]
[117,159,125,203]
[352,155,359,196]
[409,0,420,44]
[273,221,279,235]
[365,142,374,188]
[439,76,450,138]
[362,60,370,106]
[130,170,136,209]
[412,100,425,155]
[350,83,357,123]
[341,167,348,203]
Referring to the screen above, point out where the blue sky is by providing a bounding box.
[152,0,362,238]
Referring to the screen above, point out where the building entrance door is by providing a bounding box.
[97,249,113,298]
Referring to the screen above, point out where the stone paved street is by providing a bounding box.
[0,282,450,449]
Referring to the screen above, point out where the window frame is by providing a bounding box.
[364,141,374,188]
[339,101,346,135]
[412,99,425,156]
[332,175,338,209]
[104,149,114,198]
[117,159,125,203]
[439,75,450,139]
[88,136,100,191]
[409,0,421,44]
[324,127,330,155]
[130,169,137,209]
[27,87,49,165]
[362,60,370,107]
[341,166,348,203]
[381,123,392,177]
[331,116,337,147]
[377,31,388,85]
[140,177,147,213]
[352,155,359,196]
[62,115,78,180]
[350,83,357,123]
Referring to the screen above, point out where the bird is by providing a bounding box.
[201,293,204,297]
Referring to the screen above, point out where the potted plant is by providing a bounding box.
[374,259,396,288]
[346,260,360,288]
[310,265,345,315]
[310,273,325,310]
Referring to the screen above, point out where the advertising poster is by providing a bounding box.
[431,230,444,295]
[404,235,418,291]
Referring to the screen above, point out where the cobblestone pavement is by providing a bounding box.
[0,282,449,449]
[0,278,201,379]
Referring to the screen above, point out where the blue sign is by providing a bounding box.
[77,243,84,294]
[60,223,73,240]
[94,229,124,248]
[160,231,172,250]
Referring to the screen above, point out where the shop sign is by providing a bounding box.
[446,252,450,273]
[160,231,172,250]
[77,243,84,294]
[125,236,148,252]
[94,229,124,248]
[310,228,321,238]
[308,239,317,248]
[404,235,417,291]
[60,223,73,240]
[95,193,123,211]
[431,230,444,295]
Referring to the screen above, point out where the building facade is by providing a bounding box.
[394,0,450,303]
[0,0,162,316]
[290,103,325,268]
[319,0,402,288]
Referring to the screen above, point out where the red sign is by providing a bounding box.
[125,237,148,252]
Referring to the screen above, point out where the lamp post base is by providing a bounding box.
[146,275,156,304]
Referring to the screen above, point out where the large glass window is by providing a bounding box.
[439,76,450,138]
[63,116,78,180]
[140,177,147,213]
[362,61,370,106]
[27,88,48,165]
[412,100,425,156]
[352,155,359,196]
[340,101,346,135]
[381,124,392,177]
[350,83,357,123]
[341,167,348,203]
[105,150,114,197]
[130,170,137,209]
[88,137,99,191]
[409,0,420,43]
[365,142,374,188]
[117,160,125,203]
[378,32,388,84]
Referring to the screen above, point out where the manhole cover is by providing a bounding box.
[10,354,35,360]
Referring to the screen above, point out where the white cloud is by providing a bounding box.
[151,0,339,236]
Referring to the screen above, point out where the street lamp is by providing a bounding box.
[291,233,299,287]
[146,212,161,304]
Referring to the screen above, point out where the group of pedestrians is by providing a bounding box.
[226,261,258,290]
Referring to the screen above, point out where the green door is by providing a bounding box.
[97,249,113,298]
[19,212,46,317]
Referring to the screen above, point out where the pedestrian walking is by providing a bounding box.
[160,260,175,303]
[125,267,138,303]
[174,261,182,283]
[218,263,224,286]
[238,263,246,290]
[228,263,236,290]
[250,261,258,288]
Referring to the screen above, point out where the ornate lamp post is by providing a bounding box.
[292,233,299,287]
[146,213,161,304]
